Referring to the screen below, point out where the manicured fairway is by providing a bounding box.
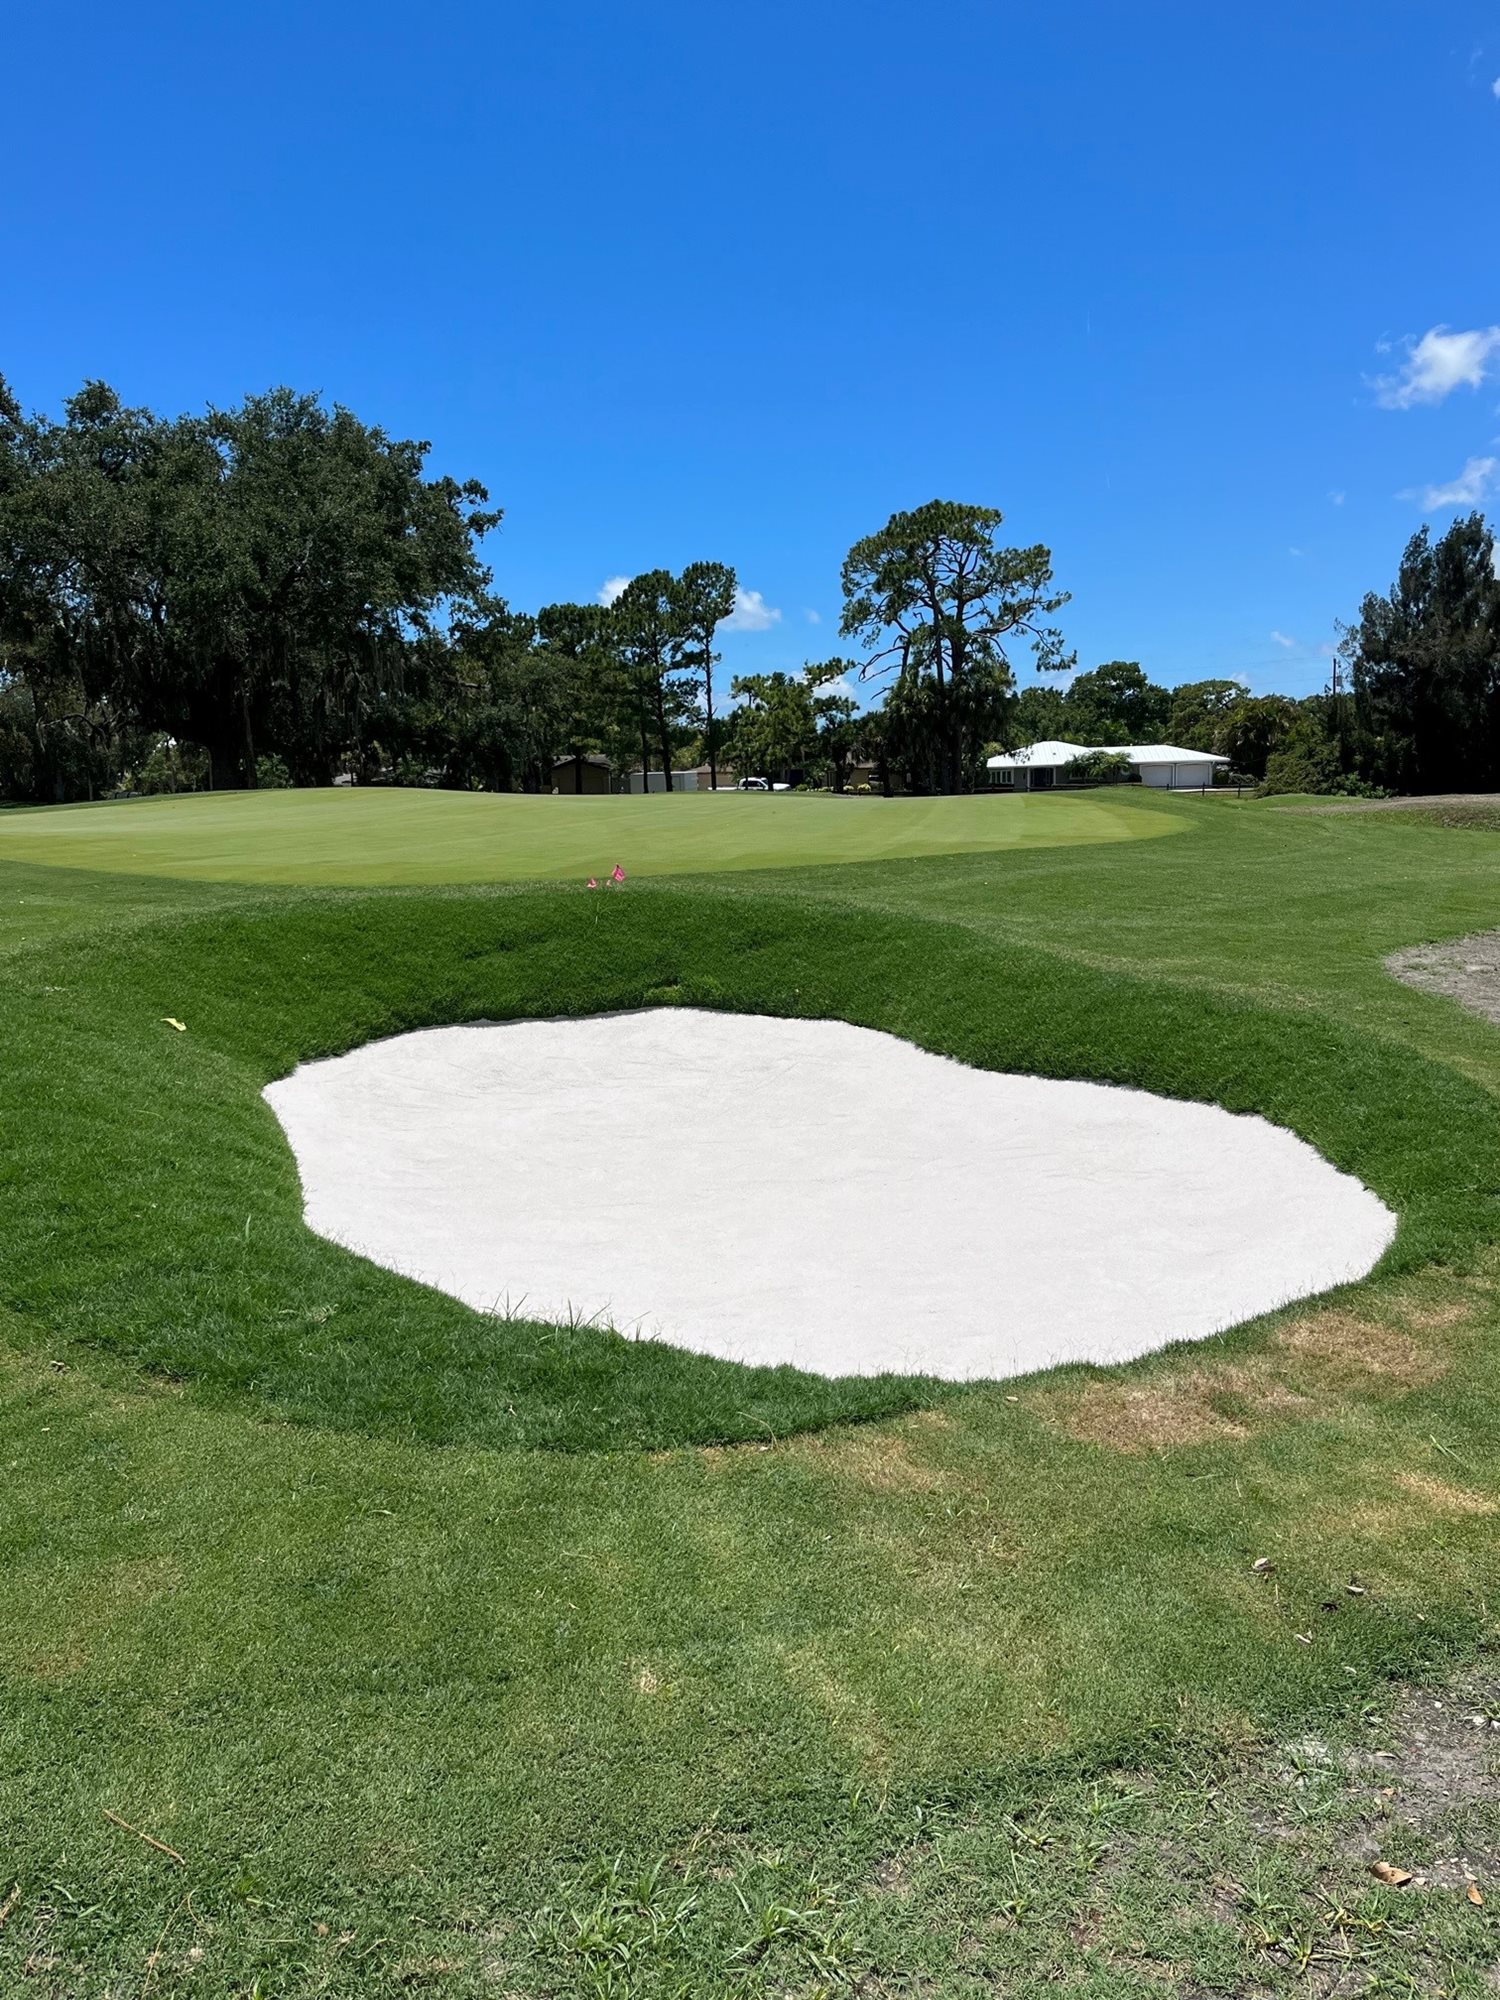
[0,780,1178,883]
[4,795,1500,1996]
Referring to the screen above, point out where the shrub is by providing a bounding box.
[1062,750,1133,785]
[1259,722,1388,799]
[135,735,210,795]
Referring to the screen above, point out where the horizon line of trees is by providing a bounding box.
[3,374,1497,805]
[1001,509,1500,796]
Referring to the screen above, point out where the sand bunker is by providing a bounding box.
[264,1010,1397,1381]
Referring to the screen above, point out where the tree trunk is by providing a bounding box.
[946,613,975,794]
[24,707,48,805]
[638,705,651,793]
[653,679,673,794]
[239,684,258,788]
[195,674,257,791]
[206,730,257,789]
[937,625,958,795]
[703,630,718,791]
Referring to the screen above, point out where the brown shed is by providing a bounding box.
[552,755,615,795]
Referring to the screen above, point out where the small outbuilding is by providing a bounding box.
[625,768,701,793]
[552,754,615,794]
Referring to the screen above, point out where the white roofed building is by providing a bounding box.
[985,740,1229,792]
[984,739,1093,776]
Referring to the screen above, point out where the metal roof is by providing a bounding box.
[984,739,1093,769]
[1114,744,1231,765]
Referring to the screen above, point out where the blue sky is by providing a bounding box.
[4,1,1498,703]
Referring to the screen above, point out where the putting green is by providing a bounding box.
[0,784,1180,886]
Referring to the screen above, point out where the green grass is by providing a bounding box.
[4,883,1498,1452]
[4,791,1500,1994]
[0,781,1178,884]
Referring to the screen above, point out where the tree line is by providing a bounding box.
[2,374,1496,803]
[0,379,1067,805]
[0,377,742,802]
[1003,509,1500,795]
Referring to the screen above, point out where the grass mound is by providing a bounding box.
[4,879,1498,1451]
[1384,801,1500,833]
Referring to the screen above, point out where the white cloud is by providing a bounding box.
[1328,490,1345,506]
[1492,75,1500,97]
[724,587,781,633]
[803,608,822,625]
[1373,325,1500,408]
[597,575,631,606]
[1270,630,1296,649]
[1401,454,1499,508]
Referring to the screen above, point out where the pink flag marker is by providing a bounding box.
[610,863,626,884]
[586,877,598,890]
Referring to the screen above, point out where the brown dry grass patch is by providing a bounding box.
[106,1553,183,1603]
[1393,1472,1498,1517]
[662,1411,958,1486]
[1346,1469,1499,1538]
[1034,1295,1469,1455]
[787,1424,948,1493]
[16,1637,88,1682]
[1272,1309,1442,1387]
[1037,1366,1308,1454]
[777,1644,894,1777]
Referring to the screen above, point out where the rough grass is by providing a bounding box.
[1381,802,1500,832]
[4,795,1500,1994]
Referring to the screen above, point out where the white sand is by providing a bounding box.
[264,1009,1397,1382]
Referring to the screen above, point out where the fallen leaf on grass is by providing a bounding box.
[1468,1882,1484,1906]
[0,1883,19,1929]
[1252,1557,1275,1575]
[163,1017,187,1033]
[1370,1860,1413,1887]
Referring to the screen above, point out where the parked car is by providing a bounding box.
[735,777,770,791]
